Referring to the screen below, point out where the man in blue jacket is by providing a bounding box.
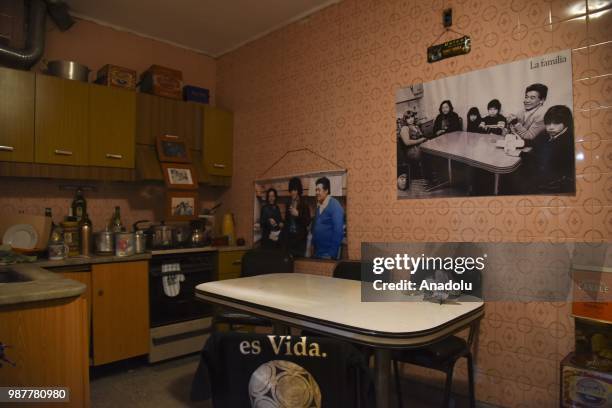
[312,177,345,259]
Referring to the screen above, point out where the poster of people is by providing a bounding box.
[253,171,347,259]
[396,49,575,199]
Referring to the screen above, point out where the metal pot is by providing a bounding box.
[95,230,114,255]
[152,221,173,248]
[45,60,90,82]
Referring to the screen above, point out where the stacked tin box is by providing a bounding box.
[561,263,612,407]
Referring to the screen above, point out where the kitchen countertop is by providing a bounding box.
[0,263,85,306]
[32,253,152,268]
[0,245,249,306]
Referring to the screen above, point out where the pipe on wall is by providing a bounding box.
[0,0,46,70]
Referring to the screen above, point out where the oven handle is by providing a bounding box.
[149,267,214,277]
[151,327,213,346]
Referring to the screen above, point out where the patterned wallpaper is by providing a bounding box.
[0,179,220,232]
[216,0,612,406]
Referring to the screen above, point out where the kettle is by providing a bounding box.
[190,220,206,246]
[133,220,153,251]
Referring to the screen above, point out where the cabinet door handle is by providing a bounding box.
[54,149,73,156]
[213,163,226,169]
[0,145,14,152]
[232,260,242,265]
[97,289,104,296]
[106,153,123,160]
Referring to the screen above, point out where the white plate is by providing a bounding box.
[2,224,38,250]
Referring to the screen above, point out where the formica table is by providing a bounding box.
[195,273,484,408]
[420,131,524,194]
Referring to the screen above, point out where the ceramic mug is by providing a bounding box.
[48,242,69,260]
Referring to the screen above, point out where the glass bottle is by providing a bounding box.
[45,207,57,243]
[44,207,54,228]
[109,206,123,233]
[71,188,87,222]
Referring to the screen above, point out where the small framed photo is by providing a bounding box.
[166,191,199,220]
[156,134,191,163]
[161,163,198,190]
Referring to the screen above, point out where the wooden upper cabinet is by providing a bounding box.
[35,74,89,165]
[136,93,201,149]
[0,67,34,163]
[91,261,149,366]
[203,106,233,177]
[89,84,136,168]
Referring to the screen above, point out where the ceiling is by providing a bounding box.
[64,0,341,58]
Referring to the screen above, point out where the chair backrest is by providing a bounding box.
[240,248,294,277]
[332,260,377,282]
[333,261,361,281]
[461,267,482,299]
[191,332,374,407]
[420,119,434,138]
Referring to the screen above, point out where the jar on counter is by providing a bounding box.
[61,220,80,257]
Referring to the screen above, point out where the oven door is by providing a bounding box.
[149,253,216,328]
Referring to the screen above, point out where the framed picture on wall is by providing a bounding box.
[396,49,575,199]
[166,191,199,220]
[156,134,191,163]
[161,163,198,189]
[253,170,348,260]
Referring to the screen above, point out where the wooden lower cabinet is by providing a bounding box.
[218,250,246,280]
[58,267,92,338]
[0,297,90,408]
[91,261,149,366]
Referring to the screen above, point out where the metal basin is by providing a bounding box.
[45,60,90,82]
[0,269,31,283]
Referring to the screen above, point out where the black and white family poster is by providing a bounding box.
[396,49,575,199]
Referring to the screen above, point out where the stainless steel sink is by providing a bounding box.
[0,269,31,283]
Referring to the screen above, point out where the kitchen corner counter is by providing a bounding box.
[0,263,85,306]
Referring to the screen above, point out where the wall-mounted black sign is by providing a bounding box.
[427,36,471,63]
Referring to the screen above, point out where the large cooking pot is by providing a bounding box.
[152,221,173,248]
[95,230,114,255]
[45,60,90,82]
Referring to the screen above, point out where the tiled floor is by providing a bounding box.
[90,353,485,408]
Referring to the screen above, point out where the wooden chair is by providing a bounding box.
[393,268,482,408]
[212,248,293,331]
[392,321,480,408]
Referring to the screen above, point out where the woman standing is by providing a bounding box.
[284,177,311,257]
[260,188,283,248]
